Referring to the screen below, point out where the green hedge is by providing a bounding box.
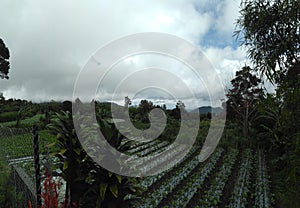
[0,111,18,122]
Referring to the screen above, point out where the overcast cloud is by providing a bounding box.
[0,0,247,108]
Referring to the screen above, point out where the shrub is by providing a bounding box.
[0,111,18,122]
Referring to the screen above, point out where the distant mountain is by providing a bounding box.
[190,106,223,115]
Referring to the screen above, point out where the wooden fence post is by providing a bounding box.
[33,125,42,207]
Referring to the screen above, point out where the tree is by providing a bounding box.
[0,93,4,102]
[0,38,10,79]
[175,100,186,120]
[137,99,154,123]
[62,100,72,112]
[176,100,185,111]
[236,1,300,205]
[226,66,264,140]
[235,0,300,84]
[254,71,300,207]
[124,96,131,109]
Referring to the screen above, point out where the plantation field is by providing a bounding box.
[0,114,45,128]
[0,126,273,207]
[0,129,55,159]
[123,139,272,208]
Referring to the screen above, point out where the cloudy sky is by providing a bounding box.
[0,0,249,108]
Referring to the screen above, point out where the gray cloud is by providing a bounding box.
[0,0,246,108]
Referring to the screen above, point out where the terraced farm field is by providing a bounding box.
[0,127,273,208]
[124,139,272,208]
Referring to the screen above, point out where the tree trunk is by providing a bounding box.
[243,101,249,140]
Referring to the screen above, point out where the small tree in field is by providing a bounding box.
[226,66,264,140]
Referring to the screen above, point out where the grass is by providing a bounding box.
[0,129,56,160]
[0,114,45,127]
[0,127,58,200]
[0,158,17,207]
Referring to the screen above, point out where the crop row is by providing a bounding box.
[161,148,224,207]
[127,139,162,154]
[227,149,253,208]
[133,141,169,157]
[124,144,201,202]
[196,148,239,207]
[254,149,271,208]
[134,147,224,208]
[127,140,170,164]
[138,144,201,189]
[133,143,190,175]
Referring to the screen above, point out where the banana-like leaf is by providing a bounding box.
[109,184,118,198]
[99,183,108,200]
[115,174,122,184]
[63,160,68,170]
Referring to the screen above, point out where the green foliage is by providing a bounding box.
[0,38,10,79]
[137,99,155,123]
[0,111,18,122]
[92,114,141,207]
[48,111,140,207]
[226,66,264,140]
[0,132,32,159]
[0,114,45,128]
[235,0,300,84]
[254,74,300,206]
[255,94,282,148]
[227,66,263,105]
[131,120,150,130]
[48,111,88,205]
[158,118,180,143]
[0,160,14,207]
[236,1,300,206]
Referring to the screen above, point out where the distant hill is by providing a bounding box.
[99,101,122,107]
[190,106,223,115]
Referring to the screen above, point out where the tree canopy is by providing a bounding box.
[226,66,263,139]
[0,38,10,79]
[235,0,300,84]
[236,1,300,206]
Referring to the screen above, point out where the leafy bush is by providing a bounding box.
[0,160,16,207]
[0,111,18,122]
[0,114,45,128]
[48,111,140,207]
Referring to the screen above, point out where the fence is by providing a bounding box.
[0,126,52,208]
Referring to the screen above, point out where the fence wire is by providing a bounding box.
[0,127,37,208]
